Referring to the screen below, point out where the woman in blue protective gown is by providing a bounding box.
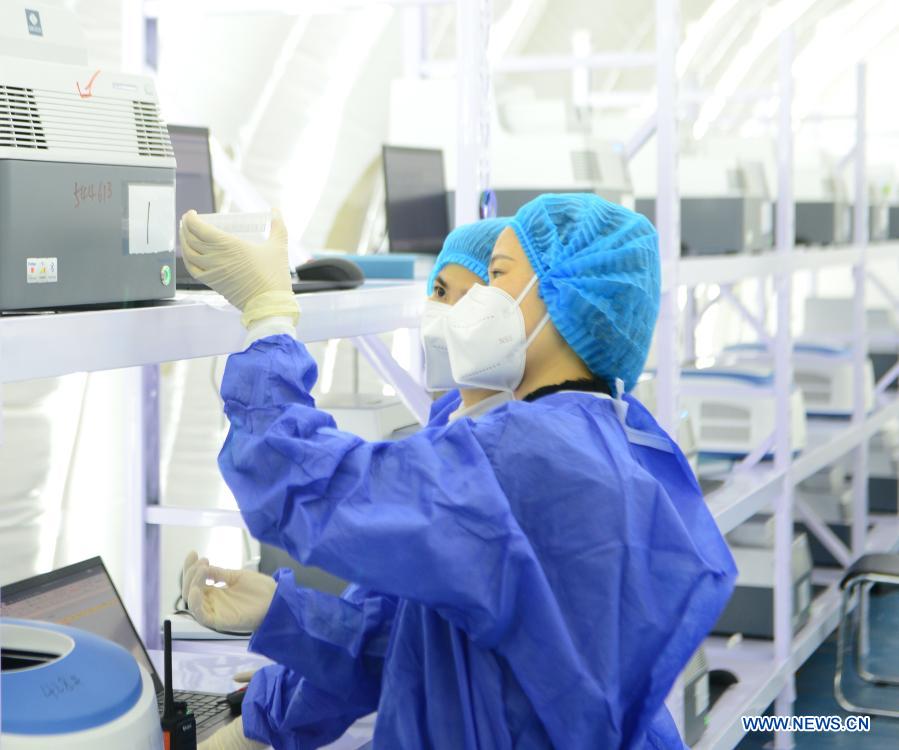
[180,193,737,750]
[186,218,512,747]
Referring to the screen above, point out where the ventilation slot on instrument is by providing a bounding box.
[132,100,174,158]
[0,86,47,150]
[795,373,830,404]
[701,403,749,421]
[571,149,601,183]
[701,424,752,444]
[683,648,708,683]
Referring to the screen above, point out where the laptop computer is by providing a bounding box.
[168,124,362,295]
[0,556,233,741]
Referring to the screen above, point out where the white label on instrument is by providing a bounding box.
[26,257,57,283]
[128,184,175,255]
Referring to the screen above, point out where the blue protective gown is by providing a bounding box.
[239,391,460,747]
[427,388,463,425]
[222,336,736,749]
[239,390,683,749]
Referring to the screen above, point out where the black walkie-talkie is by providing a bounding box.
[161,619,197,750]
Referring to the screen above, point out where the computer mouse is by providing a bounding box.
[295,257,364,283]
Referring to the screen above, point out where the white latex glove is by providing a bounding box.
[198,716,266,750]
[182,551,277,633]
[180,209,300,329]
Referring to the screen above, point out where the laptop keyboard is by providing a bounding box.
[158,690,228,729]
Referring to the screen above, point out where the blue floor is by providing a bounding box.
[737,588,899,749]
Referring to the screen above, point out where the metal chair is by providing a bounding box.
[834,552,899,718]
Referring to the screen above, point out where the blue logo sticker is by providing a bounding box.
[25,9,43,37]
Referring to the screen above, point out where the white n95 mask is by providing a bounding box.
[420,300,458,391]
[445,275,549,392]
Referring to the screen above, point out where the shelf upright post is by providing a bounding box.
[455,0,486,227]
[848,61,873,663]
[124,364,162,649]
[402,3,428,79]
[655,0,683,734]
[123,0,155,643]
[142,364,162,650]
[654,0,681,437]
[851,62,869,557]
[757,277,769,347]
[684,291,697,363]
[772,29,796,750]
[571,30,592,112]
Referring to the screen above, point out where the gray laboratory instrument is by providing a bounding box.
[803,298,899,512]
[682,647,710,746]
[724,343,874,419]
[794,165,852,246]
[636,157,773,256]
[864,183,891,242]
[714,523,813,639]
[0,4,176,311]
[890,204,899,240]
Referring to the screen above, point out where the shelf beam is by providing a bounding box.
[0,283,424,384]
[145,506,247,529]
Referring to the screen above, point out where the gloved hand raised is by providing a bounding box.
[198,716,266,750]
[182,551,277,634]
[179,209,300,329]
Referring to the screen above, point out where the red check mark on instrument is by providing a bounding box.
[76,69,101,99]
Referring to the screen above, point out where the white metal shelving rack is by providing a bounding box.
[2,1,899,747]
[674,26,899,750]
[642,3,899,748]
[0,283,430,648]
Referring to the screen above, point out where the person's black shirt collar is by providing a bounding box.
[523,376,611,403]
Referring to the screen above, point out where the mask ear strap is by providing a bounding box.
[514,274,540,305]
[524,313,551,347]
[613,377,674,453]
[519,273,550,348]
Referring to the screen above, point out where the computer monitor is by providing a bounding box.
[168,124,216,257]
[383,145,449,254]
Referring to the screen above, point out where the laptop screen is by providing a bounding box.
[168,124,216,258]
[0,557,162,692]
